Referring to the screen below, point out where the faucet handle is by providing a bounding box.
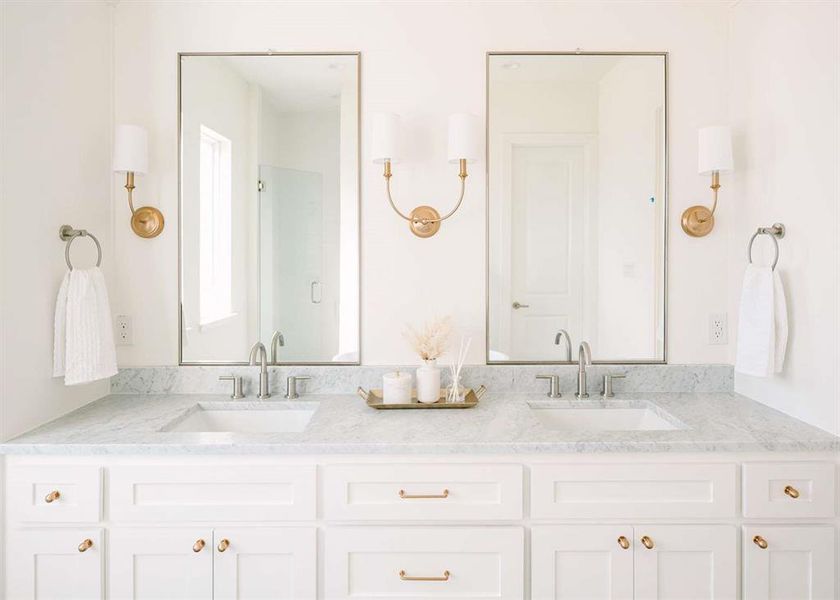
[601,373,626,398]
[285,375,311,399]
[536,375,562,398]
[219,375,245,399]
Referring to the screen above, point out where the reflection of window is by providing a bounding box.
[199,125,233,325]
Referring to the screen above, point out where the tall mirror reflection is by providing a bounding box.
[180,53,360,364]
[487,53,666,363]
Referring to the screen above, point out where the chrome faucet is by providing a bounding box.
[249,342,271,399]
[554,329,572,362]
[576,341,592,398]
[284,375,311,399]
[270,331,285,364]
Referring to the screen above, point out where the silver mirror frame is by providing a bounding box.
[177,51,362,366]
[484,51,668,366]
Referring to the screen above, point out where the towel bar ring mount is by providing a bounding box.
[747,222,785,270]
[59,225,102,270]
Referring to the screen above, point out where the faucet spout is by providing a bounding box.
[554,330,572,362]
[249,342,271,399]
[270,331,285,364]
[576,341,592,398]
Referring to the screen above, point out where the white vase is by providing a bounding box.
[416,359,441,404]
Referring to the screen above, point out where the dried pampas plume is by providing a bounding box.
[403,316,453,361]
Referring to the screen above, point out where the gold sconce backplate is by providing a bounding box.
[131,206,165,238]
[681,205,715,238]
[409,206,441,238]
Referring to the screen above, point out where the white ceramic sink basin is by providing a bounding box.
[528,401,684,432]
[162,403,317,434]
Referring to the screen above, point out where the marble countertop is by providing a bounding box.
[2,390,838,455]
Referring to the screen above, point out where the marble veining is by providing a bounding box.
[2,389,836,455]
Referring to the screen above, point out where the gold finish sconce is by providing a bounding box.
[113,124,165,238]
[372,113,480,238]
[682,126,733,237]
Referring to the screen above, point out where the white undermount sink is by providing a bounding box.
[161,402,317,434]
[528,400,684,432]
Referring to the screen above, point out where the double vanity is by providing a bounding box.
[2,365,838,599]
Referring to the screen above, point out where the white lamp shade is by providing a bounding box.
[698,125,733,174]
[371,112,400,164]
[447,113,481,163]
[113,124,148,174]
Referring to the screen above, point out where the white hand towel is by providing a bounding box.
[53,267,118,385]
[735,264,788,377]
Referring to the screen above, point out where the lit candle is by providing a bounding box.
[383,371,412,404]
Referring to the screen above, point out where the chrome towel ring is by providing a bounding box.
[747,222,785,270]
[59,224,102,270]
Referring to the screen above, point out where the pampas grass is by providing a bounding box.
[403,316,452,361]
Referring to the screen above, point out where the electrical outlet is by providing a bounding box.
[115,314,133,345]
[709,313,728,345]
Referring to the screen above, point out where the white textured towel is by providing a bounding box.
[53,267,118,385]
[735,264,788,377]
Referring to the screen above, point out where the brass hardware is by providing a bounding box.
[360,386,483,409]
[784,485,800,499]
[399,489,450,499]
[193,539,205,553]
[124,172,165,238]
[617,536,630,550]
[399,569,450,582]
[217,538,230,552]
[78,539,93,553]
[44,490,61,503]
[753,535,768,549]
[640,535,655,549]
[681,171,720,237]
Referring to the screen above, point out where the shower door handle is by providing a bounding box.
[311,281,322,304]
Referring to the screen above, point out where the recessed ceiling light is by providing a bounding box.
[502,62,520,70]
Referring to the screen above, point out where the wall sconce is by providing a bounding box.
[372,112,481,238]
[681,125,733,237]
[113,124,164,238]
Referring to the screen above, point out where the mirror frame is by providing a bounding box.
[177,51,362,366]
[484,51,668,365]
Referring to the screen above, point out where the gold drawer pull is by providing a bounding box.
[399,569,450,582]
[784,485,800,499]
[44,490,61,503]
[193,539,205,553]
[640,535,655,550]
[78,539,93,553]
[399,489,449,499]
[753,535,768,549]
[217,538,230,552]
[617,536,630,550]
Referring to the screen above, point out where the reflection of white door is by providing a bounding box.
[510,144,586,359]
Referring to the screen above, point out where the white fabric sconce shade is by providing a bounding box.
[113,124,149,174]
[698,125,733,174]
[371,112,401,164]
[447,113,481,163]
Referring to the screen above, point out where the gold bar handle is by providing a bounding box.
[474,385,487,400]
[78,539,93,553]
[753,535,768,549]
[399,489,449,499]
[44,490,61,503]
[217,538,230,552]
[357,387,368,400]
[784,485,800,499]
[399,569,450,582]
[193,539,205,553]
[617,536,630,550]
[640,535,655,550]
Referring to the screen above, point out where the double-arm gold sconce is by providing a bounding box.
[113,124,165,238]
[373,113,480,238]
[681,125,733,238]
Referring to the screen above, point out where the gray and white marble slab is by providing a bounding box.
[110,364,734,396]
[2,389,836,455]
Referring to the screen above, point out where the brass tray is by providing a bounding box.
[358,385,486,409]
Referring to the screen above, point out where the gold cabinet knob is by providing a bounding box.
[753,535,768,549]
[399,569,450,582]
[617,536,630,550]
[784,485,800,499]
[44,490,61,503]
[78,539,93,553]
[398,489,450,499]
[640,535,655,550]
[217,538,230,552]
[193,539,205,553]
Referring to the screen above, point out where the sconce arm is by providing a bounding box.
[383,159,468,226]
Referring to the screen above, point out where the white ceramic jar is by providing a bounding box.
[416,359,441,404]
[382,371,412,404]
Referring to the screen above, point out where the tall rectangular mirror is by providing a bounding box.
[487,52,666,364]
[179,52,360,364]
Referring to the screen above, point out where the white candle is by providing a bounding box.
[383,371,412,404]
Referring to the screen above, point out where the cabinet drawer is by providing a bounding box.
[324,527,524,599]
[109,464,315,522]
[531,463,738,518]
[7,465,101,523]
[743,462,835,518]
[323,463,523,521]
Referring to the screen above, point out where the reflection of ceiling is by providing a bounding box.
[491,55,635,84]
[220,55,356,113]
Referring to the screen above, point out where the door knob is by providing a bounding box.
[617,536,630,550]
[640,535,655,549]
[217,538,230,552]
[512,301,530,309]
[78,539,93,553]
[193,539,205,553]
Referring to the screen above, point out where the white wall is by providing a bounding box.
[727,1,840,433]
[0,1,112,440]
[111,0,732,366]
